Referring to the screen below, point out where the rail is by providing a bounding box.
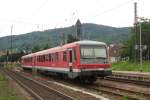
[1,68,74,100]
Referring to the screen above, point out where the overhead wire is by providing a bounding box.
[87,0,135,19]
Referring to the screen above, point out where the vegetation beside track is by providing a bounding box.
[2,62,21,69]
[0,71,25,100]
[111,61,150,72]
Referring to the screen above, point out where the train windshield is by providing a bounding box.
[80,46,106,59]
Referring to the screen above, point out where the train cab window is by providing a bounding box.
[80,46,107,58]
[63,51,67,61]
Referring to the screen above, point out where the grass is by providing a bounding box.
[0,73,17,100]
[111,61,150,72]
[0,72,25,100]
[3,62,21,69]
[122,96,133,100]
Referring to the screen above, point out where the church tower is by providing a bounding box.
[75,19,82,40]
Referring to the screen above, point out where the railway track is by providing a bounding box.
[4,68,150,100]
[85,82,150,100]
[95,73,150,100]
[1,68,74,100]
[111,71,150,82]
[85,86,137,100]
[21,70,150,100]
[105,71,150,87]
[105,76,150,87]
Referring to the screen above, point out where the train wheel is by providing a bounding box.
[75,77,85,83]
[77,76,96,84]
[87,76,96,84]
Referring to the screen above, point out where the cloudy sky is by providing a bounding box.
[0,0,149,37]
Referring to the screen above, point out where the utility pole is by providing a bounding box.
[139,22,142,72]
[10,25,13,68]
[6,49,9,68]
[134,2,137,63]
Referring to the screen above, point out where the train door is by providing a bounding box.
[32,56,36,75]
[68,48,74,78]
[69,49,73,72]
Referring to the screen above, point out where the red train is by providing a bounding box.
[21,40,112,83]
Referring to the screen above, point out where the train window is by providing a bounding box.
[42,55,45,62]
[37,56,38,62]
[36,56,38,61]
[73,48,76,60]
[63,51,67,61]
[45,55,49,61]
[49,54,51,61]
[41,55,43,62]
[42,56,43,62]
[51,54,54,62]
[69,50,72,63]
[57,53,59,61]
[81,46,106,58]
[39,56,41,62]
[38,56,40,62]
[24,57,32,63]
[30,57,32,62]
[24,58,26,62]
[40,56,42,62]
[55,53,59,62]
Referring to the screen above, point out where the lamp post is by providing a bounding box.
[137,17,144,72]
[10,25,13,68]
[139,21,142,72]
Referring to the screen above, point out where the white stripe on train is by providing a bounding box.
[22,65,105,72]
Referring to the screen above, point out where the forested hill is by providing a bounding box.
[0,23,130,50]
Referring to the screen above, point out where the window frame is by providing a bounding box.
[63,51,67,62]
[80,45,107,59]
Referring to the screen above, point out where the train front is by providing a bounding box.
[77,41,112,79]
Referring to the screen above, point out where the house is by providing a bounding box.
[108,43,122,62]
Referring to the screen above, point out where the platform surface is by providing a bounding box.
[113,70,150,77]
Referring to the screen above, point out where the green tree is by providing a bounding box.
[43,44,51,50]
[67,34,79,43]
[121,19,150,60]
[32,45,41,53]
[0,51,24,62]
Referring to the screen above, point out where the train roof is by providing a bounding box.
[73,40,106,45]
[22,40,106,58]
[21,53,35,58]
